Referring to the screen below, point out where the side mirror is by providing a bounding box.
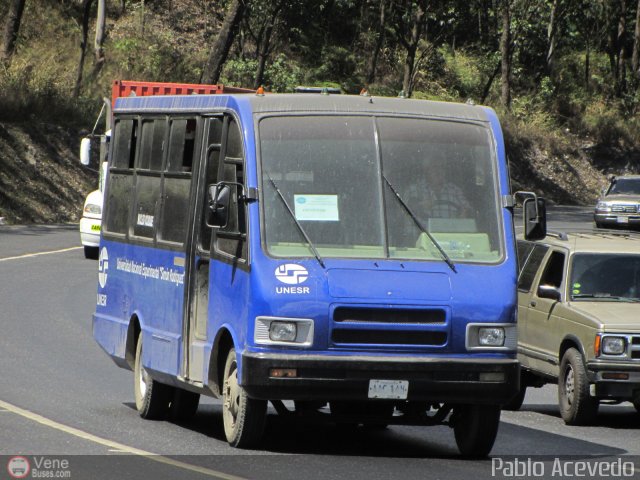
[207,183,231,228]
[523,197,547,241]
[80,137,91,166]
[537,284,561,301]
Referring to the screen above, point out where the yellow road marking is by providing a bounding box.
[0,399,247,480]
[0,247,83,262]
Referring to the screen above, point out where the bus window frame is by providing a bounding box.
[206,112,251,271]
[103,114,201,252]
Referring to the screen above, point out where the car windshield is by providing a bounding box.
[608,178,640,195]
[259,115,503,262]
[570,253,640,301]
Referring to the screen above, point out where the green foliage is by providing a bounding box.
[0,62,96,125]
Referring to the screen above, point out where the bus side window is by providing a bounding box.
[215,117,247,261]
[137,119,166,171]
[166,119,196,173]
[105,119,138,235]
[199,117,223,252]
[158,118,196,245]
[111,118,137,170]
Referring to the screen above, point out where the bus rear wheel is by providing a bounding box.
[222,348,267,448]
[453,404,501,458]
[134,335,174,419]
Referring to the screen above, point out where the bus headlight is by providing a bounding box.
[478,327,505,346]
[269,321,297,342]
[602,336,626,355]
[466,323,516,351]
[254,317,314,347]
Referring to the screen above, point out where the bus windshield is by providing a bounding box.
[259,115,502,262]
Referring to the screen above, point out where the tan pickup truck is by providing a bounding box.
[511,231,640,425]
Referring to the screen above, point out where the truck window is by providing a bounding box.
[518,244,548,292]
[538,251,565,290]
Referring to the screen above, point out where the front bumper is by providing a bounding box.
[594,212,640,228]
[80,216,101,247]
[587,360,640,399]
[241,352,519,405]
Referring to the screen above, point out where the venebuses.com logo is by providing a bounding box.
[7,456,30,479]
[6,456,71,479]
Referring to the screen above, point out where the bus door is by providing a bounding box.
[184,114,248,384]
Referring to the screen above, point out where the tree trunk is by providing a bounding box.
[401,0,427,97]
[1,0,26,66]
[617,0,627,95]
[73,0,95,97]
[546,0,561,76]
[366,0,387,86]
[585,40,590,91]
[500,0,511,111]
[201,0,246,85]
[632,0,640,79]
[253,2,284,90]
[93,0,106,75]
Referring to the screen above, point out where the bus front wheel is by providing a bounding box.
[453,404,501,458]
[222,348,267,448]
[134,335,174,419]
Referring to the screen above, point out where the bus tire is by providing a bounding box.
[558,348,598,425]
[169,388,200,421]
[453,404,501,458]
[134,335,173,420]
[222,348,267,448]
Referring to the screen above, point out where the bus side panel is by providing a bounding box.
[94,239,187,376]
[207,258,252,378]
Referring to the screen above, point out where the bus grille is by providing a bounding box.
[331,329,447,346]
[333,307,446,325]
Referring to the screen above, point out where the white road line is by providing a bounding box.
[0,247,83,262]
[0,399,247,480]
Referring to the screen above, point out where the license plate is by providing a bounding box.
[368,379,409,399]
[91,224,101,231]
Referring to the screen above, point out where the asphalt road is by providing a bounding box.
[1,211,639,480]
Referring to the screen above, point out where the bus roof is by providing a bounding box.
[113,93,492,123]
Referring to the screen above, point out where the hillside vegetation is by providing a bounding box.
[1,0,640,223]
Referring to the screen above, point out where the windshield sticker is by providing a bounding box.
[294,194,339,221]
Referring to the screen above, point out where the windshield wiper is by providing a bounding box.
[382,175,456,273]
[265,173,325,269]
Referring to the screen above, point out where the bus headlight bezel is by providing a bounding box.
[255,317,314,347]
[466,323,517,351]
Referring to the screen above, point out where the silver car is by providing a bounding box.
[594,175,640,229]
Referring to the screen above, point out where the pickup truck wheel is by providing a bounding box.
[503,385,527,411]
[453,405,501,458]
[134,335,174,419]
[222,348,267,448]
[558,348,598,425]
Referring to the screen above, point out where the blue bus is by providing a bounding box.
[92,86,545,457]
